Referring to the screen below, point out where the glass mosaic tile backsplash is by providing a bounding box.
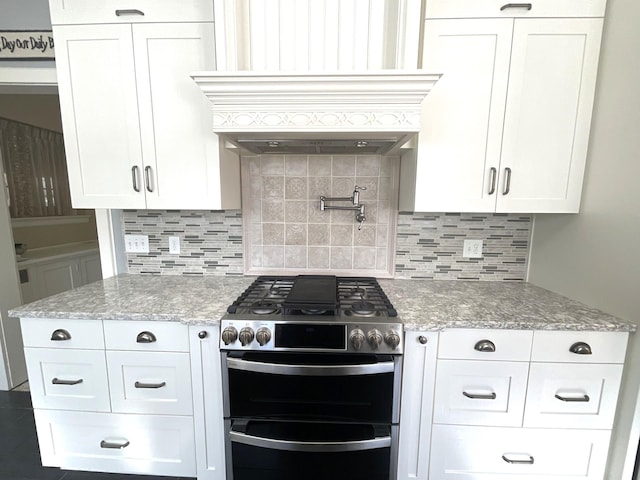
[122,210,531,281]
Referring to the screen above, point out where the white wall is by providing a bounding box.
[527,0,640,478]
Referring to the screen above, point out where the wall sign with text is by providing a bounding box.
[0,31,55,60]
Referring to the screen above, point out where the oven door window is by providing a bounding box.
[225,352,396,423]
[229,420,391,480]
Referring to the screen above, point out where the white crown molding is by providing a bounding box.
[192,71,440,133]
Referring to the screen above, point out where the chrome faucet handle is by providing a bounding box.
[353,185,366,205]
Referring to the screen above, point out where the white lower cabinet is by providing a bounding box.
[22,318,197,478]
[399,329,628,480]
[34,410,196,477]
[430,425,611,480]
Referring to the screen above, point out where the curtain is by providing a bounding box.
[0,117,77,218]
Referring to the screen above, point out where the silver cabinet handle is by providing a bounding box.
[555,393,590,402]
[100,440,130,449]
[418,335,428,345]
[569,342,592,355]
[502,454,534,464]
[502,167,512,195]
[136,331,157,343]
[115,9,144,16]
[134,381,166,389]
[500,3,532,11]
[488,167,497,195]
[474,339,496,352]
[463,391,497,400]
[50,329,71,341]
[144,166,153,192]
[131,166,141,192]
[52,378,83,386]
[198,331,208,339]
[230,430,391,453]
[227,357,395,376]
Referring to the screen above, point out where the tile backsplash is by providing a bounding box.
[240,154,399,277]
[122,210,531,281]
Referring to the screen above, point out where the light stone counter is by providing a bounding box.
[9,274,635,332]
[379,279,635,332]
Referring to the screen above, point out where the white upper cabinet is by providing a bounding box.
[49,0,214,25]
[412,10,604,213]
[54,20,240,209]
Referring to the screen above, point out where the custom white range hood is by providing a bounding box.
[192,71,441,155]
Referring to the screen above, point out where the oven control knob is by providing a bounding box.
[384,330,401,350]
[256,327,272,346]
[367,329,383,349]
[239,327,255,346]
[349,328,366,350]
[221,326,238,345]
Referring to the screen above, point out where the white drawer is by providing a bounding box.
[25,347,110,412]
[104,320,189,352]
[425,0,606,19]
[34,409,196,477]
[20,318,104,350]
[430,424,611,480]
[434,360,529,427]
[49,0,213,25]
[524,363,623,429]
[106,351,193,415]
[438,329,533,361]
[531,331,628,363]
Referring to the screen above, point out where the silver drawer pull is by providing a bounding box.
[100,440,130,449]
[502,167,512,195]
[502,454,534,464]
[474,339,496,352]
[131,166,141,192]
[115,9,144,16]
[52,378,83,386]
[569,342,592,355]
[136,331,157,343]
[488,167,497,195]
[50,329,71,341]
[555,393,590,402]
[463,391,497,400]
[500,3,532,11]
[134,381,166,389]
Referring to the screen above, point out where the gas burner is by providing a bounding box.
[346,301,377,317]
[265,286,289,299]
[301,309,328,315]
[251,301,279,315]
[342,287,366,300]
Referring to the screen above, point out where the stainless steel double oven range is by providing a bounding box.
[219,275,404,480]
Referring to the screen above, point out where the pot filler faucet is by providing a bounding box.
[320,185,366,230]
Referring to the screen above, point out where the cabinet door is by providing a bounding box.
[415,19,513,212]
[37,259,81,297]
[78,253,103,284]
[496,18,603,213]
[54,24,146,209]
[189,326,226,480]
[397,331,439,480]
[132,23,223,209]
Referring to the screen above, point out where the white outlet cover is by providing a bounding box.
[169,236,181,254]
[463,239,483,258]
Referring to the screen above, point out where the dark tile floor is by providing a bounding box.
[0,391,190,480]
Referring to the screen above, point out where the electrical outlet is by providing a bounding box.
[124,234,149,253]
[169,236,181,254]
[463,239,483,258]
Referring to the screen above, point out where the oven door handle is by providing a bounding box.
[229,429,391,452]
[226,357,395,376]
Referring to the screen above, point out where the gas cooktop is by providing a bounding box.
[220,275,403,354]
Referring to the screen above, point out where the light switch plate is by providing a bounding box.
[124,234,149,253]
[463,239,483,258]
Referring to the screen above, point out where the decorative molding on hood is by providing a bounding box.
[191,71,441,134]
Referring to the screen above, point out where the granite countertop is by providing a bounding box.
[9,274,635,332]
